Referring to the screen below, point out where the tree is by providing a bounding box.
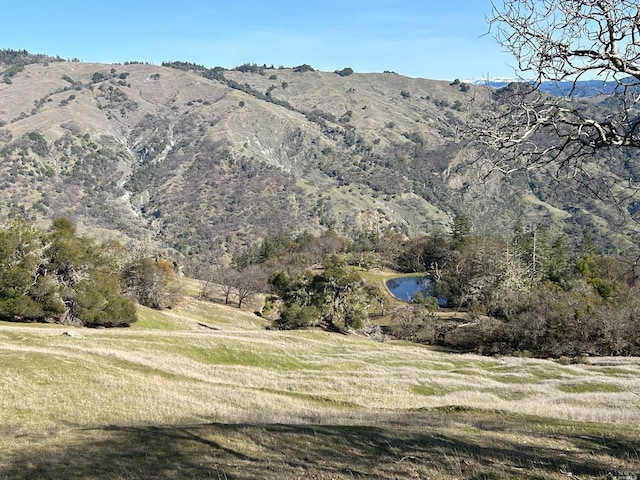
[121,257,177,310]
[201,264,265,309]
[491,1,640,88]
[0,220,61,321]
[478,1,640,198]
[234,265,265,309]
[396,234,456,273]
[270,256,371,332]
[75,272,137,327]
[47,218,137,326]
[475,0,640,264]
[334,67,354,77]
[0,218,137,326]
[451,213,471,251]
[293,64,314,73]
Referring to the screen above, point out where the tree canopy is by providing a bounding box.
[0,218,137,327]
[269,255,371,332]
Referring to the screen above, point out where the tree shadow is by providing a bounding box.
[2,410,639,479]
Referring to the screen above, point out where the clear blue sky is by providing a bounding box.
[2,0,517,81]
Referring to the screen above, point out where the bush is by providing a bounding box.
[334,67,354,77]
[91,72,106,83]
[293,64,314,73]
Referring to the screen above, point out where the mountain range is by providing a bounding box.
[0,51,636,266]
[468,77,632,97]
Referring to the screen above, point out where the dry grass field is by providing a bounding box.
[1,287,639,479]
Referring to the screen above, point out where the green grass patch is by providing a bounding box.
[557,382,627,393]
[483,389,530,401]
[180,344,309,371]
[489,374,533,384]
[131,306,184,330]
[526,366,569,380]
[411,383,450,396]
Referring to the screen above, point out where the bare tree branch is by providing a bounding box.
[461,0,640,260]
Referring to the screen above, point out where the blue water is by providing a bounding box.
[385,275,435,302]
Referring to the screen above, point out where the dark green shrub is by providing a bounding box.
[91,71,106,82]
[334,67,354,77]
[293,64,314,73]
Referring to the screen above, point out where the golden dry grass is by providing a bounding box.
[1,294,639,479]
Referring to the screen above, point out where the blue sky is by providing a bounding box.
[3,0,516,80]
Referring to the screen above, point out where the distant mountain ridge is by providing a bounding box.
[467,77,631,97]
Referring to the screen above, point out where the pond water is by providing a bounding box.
[385,275,435,302]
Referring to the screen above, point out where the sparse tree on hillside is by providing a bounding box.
[234,265,266,309]
[202,264,265,309]
[209,265,237,305]
[334,67,354,77]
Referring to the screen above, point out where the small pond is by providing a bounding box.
[385,275,435,302]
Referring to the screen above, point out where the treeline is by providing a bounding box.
[201,221,640,357]
[391,222,640,357]
[0,218,177,327]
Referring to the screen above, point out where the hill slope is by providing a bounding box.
[0,55,636,263]
[1,295,639,479]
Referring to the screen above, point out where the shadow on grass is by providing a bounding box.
[2,410,639,479]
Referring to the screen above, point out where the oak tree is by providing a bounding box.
[473,0,640,271]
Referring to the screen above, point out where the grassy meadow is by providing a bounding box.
[1,282,639,479]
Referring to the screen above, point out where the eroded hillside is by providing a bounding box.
[1,55,636,263]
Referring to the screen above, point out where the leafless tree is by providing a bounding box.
[467,0,640,274]
[234,269,263,309]
[480,0,640,170]
[200,264,267,309]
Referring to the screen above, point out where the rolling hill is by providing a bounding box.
[0,52,636,265]
[1,289,639,479]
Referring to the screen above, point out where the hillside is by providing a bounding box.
[0,53,637,265]
[1,293,639,479]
